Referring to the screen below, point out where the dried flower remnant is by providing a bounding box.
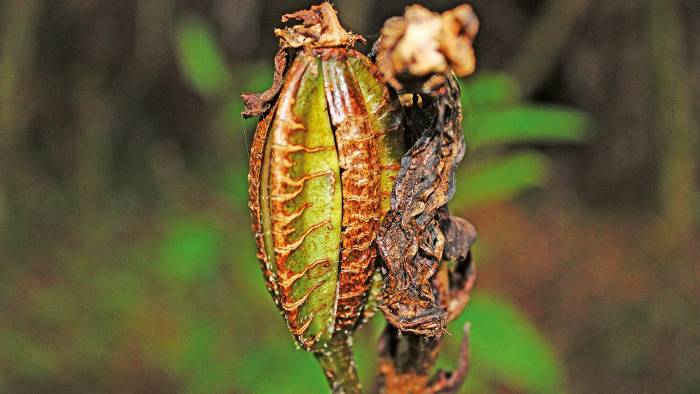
[374,73,478,394]
[376,4,478,91]
[274,3,364,49]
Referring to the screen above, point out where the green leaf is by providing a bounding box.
[221,162,249,209]
[460,72,521,109]
[233,336,329,394]
[0,329,58,379]
[451,151,549,210]
[449,293,565,393]
[173,13,232,97]
[158,216,223,283]
[465,105,592,150]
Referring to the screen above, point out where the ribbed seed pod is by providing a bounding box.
[245,3,405,351]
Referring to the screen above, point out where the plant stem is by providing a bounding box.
[376,323,471,394]
[376,325,441,393]
[314,331,362,394]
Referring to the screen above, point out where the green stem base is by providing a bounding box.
[314,331,361,394]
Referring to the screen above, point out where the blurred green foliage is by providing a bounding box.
[451,151,549,210]
[446,294,565,393]
[454,73,592,211]
[174,13,233,96]
[158,216,223,283]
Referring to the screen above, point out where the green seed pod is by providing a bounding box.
[245,3,405,351]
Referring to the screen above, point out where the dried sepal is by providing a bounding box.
[241,49,288,118]
[376,4,479,91]
[275,2,364,50]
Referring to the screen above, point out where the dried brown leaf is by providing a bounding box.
[377,76,468,336]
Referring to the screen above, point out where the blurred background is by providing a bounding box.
[1,0,698,392]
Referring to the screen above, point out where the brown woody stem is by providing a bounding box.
[376,323,471,394]
[376,325,441,393]
[314,332,362,394]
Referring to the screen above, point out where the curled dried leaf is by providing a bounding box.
[274,2,364,50]
[376,4,479,90]
[375,72,476,394]
[377,76,467,337]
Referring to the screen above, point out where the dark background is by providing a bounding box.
[1,0,698,392]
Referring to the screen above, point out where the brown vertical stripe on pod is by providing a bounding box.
[321,49,381,331]
[346,52,408,323]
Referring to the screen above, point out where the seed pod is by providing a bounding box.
[245,3,405,351]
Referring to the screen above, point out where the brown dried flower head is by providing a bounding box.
[376,4,479,90]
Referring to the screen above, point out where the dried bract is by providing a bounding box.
[241,50,288,118]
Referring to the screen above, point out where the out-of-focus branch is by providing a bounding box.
[0,0,42,135]
[74,78,112,222]
[648,0,698,244]
[113,0,175,127]
[0,0,43,236]
[505,0,593,97]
